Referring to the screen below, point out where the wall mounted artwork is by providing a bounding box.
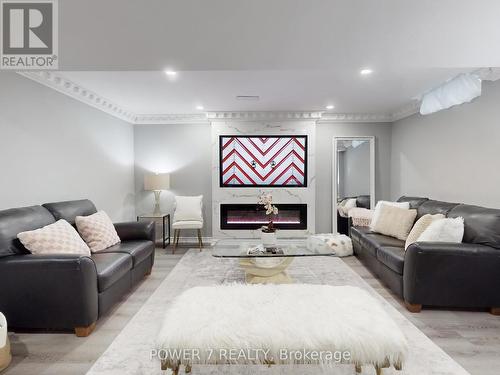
[220,135,307,187]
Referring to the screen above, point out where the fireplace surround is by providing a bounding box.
[220,203,307,230]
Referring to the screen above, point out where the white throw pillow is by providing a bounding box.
[405,214,445,250]
[75,211,120,252]
[370,201,410,231]
[17,219,91,256]
[173,195,203,222]
[370,204,417,240]
[417,217,464,243]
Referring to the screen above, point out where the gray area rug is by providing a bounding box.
[86,250,470,375]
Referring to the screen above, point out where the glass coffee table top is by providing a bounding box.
[212,239,336,258]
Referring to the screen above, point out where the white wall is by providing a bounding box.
[316,122,393,233]
[134,123,212,236]
[0,73,135,221]
[391,80,500,209]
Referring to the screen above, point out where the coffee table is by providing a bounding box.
[212,240,336,283]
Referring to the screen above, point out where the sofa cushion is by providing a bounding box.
[397,196,429,209]
[370,205,417,240]
[43,200,97,225]
[448,204,500,249]
[75,211,120,252]
[356,233,404,258]
[98,240,154,267]
[417,200,460,220]
[350,226,371,243]
[377,246,405,274]
[0,206,55,258]
[17,219,91,256]
[91,253,133,292]
[405,214,445,250]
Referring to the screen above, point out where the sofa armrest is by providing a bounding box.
[114,221,155,242]
[404,242,500,307]
[0,254,98,330]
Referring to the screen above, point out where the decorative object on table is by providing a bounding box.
[172,195,204,253]
[348,207,373,227]
[0,312,11,372]
[258,192,278,247]
[137,213,171,249]
[156,284,407,374]
[144,173,170,214]
[240,243,292,283]
[307,233,353,257]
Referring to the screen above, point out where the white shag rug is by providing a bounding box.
[157,284,407,368]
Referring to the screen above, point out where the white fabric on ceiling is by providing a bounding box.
[420,73,482,115]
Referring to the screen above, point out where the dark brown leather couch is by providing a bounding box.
[350,196,500,314]
[0,199,155,336]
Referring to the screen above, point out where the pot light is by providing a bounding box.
[164,70,177,77]
[326,105,335,110]
[196,105,204,111]
[360,68,373,76]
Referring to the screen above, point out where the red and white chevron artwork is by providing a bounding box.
[220,136,307,186]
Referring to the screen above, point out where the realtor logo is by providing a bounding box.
[1,0,58,69]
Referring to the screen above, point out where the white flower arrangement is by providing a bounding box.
[258,193,279,233]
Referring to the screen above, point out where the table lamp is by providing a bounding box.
[144,173,170,214]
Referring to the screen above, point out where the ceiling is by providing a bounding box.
[21,0,500,121]
[59,68,471,115]
[58,0,500,71]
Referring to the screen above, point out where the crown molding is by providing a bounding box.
[206,111,323,121]
[18,71,421,124]
[317,112,393,124]
[18,71,137,123]
[134,113,209,125]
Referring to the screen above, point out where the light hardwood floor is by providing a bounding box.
[4,245,500,375]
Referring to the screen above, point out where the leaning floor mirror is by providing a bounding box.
[332,137,375,234]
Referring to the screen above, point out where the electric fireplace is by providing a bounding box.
[220,203,307,230]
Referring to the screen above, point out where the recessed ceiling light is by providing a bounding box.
[196,105,204,110]
[164,70,177,76]
[326,105,335,110]
[360,68,373,76]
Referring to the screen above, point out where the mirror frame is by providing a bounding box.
[332,136,375,234]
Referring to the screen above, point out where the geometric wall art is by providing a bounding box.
[220,135,307,187]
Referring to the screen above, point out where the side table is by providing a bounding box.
[137,213,171,249]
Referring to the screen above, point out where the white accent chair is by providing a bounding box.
[0,312,11,372]
[172,195,204,253]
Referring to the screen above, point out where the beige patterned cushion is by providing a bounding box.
[405,214,445,250]
[17,219,91,256]
[370,204,417,240]
[75,211,120,252]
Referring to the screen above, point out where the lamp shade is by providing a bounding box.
[144,173,170,191]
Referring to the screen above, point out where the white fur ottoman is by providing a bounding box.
[307,233,353,257]
[157,284,407,374]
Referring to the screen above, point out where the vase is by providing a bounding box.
[261,231,277,248]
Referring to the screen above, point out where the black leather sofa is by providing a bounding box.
[0,199,155,336]
[350,196,500,314]
[337,195,371,235]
